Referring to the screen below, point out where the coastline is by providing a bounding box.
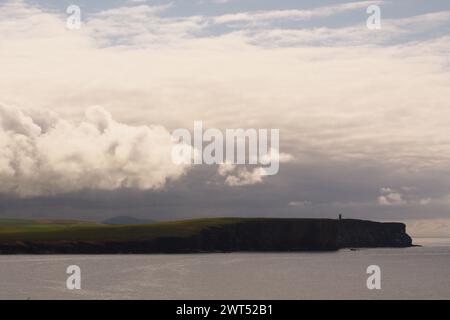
[0,218,412,254]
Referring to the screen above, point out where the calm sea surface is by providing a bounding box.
[1,238,449,300]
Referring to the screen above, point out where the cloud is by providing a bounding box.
[217,149,293,186]
[377,187,432,207]
[212,1,383,25]
[209,0,233,4]
[378,189,406,206]
[217,163,264,186]
[218,162,236,176]
[258,150,293,165]
[223,167,266,186]
[0,104,191,196]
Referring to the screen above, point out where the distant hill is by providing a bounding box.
[0,217,412,254]
[102,216,156,225]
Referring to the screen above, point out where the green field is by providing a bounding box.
[0,218,245,242]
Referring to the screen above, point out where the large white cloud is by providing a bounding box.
[0,104,189,196]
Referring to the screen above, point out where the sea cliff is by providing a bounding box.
[0,218,412,254]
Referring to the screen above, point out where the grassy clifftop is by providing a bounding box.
[0,218,242,241]
[0,217,412,254]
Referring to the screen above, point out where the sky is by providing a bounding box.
[1,0,450,236]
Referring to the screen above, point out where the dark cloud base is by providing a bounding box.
[1,161,448,222]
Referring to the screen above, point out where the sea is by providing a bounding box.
[0,238,449,300]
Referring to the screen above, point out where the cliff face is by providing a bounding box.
[187,219,412,252]
[0,218,412,254]
[336,219,412,248]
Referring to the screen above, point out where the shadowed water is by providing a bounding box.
[0,238,449,300]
